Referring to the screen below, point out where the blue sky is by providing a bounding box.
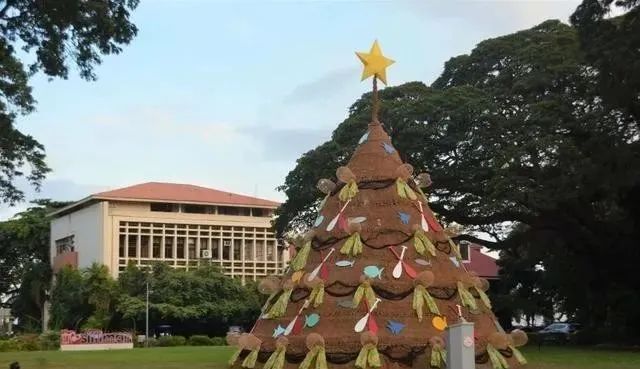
[2,0,581,219]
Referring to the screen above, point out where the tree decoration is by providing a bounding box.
[300,333,328,369]
[240,334,262,368]
[265,280,294,319]
[337,166,358,202]
[508,330,529,365]
[353,276,377,308]
[290,231,315,271]
[257,276,281,318]
[355,331,382,369]
[316,179,336,210]
[264,337,289,369]
[306,276,325,308]
[486,333,510,369]
[412,271,440,320]
[412,225,437,257]
[471,274,492,309]
[395,164,417,200]
[241,41,526,369]
[448,239,463,260]
[457,276,478,310]
[428,336,447,369]
[340,222,364,257]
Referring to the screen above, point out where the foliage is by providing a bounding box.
[38,331,60,351]
[157,335,186,347]
[0,0,140,204]
[0,200,70,331]
[48,262,261,336]
[274,19,640,340]
[188,335,214,346]
[571,0,640,120]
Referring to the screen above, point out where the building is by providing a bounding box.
[50,182,284,282]
[459,241,500,280]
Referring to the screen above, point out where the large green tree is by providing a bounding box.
[0,200,71,330]
[275,20,640,340]
[571,0,640,120]
[0,0,139,204]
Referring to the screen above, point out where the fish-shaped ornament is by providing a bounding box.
[398,212,411,225]
[313,215,324,227]
[337,299,355,309]
[382,142,396,154]
[335,260,355,267]
[415,258,431,266]
[349,216,367,224]
[363,265,384,279]
[386,320,405,335]
[272,325,286,338]
[449,256,460,268]
[305,313,320,328]
[358,131,370,144]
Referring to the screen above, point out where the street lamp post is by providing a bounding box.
[145,280,150,347]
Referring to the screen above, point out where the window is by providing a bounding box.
[218,206,239,215]
[459,241,471,262]
[141,235,150,258]
[165,237,174,258]
[266,241,275,261]
[152,236,162,258]
[188,238,197,259]
[55,236,75,255]
[128,235,138,257]
[183,204,211,214]
[176,237,185,259]
[150,203,179,212]
[233,240,242,260]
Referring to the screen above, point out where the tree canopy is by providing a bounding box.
[49,263,262,336]
[275,18,640,340]
[0,0,139,204]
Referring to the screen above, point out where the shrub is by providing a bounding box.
[0,339,20,352]
[39,331,60,350]
[210,337,227,346]
[157,335,186,347]
[189,335,213,346]
[15,334,40,351]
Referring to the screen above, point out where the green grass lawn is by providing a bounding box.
[0,345,638,369]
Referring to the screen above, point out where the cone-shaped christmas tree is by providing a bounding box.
[229,41,528,369]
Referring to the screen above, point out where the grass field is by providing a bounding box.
[1,345,639,369]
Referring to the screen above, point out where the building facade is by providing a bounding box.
[50,182,285,283]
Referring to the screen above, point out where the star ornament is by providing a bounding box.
[356,40,395,85]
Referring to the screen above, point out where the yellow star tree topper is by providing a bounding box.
[356,40,395,85]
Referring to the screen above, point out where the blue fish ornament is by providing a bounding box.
[386,320,405,335]
[398,212,410,225]
[273,325,286,338]
[359,131,370,144]
[363,265,384,279]
[382,142,396,154]
[313,215,324,227]
[335,260,355,267]
[449,256,460,268]
[305,313,320,328]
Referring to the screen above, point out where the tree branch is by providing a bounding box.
[430,201,536,225]
[0,1,14,20]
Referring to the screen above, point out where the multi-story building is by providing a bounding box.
[50,182,285,283]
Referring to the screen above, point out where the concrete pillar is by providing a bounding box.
[446,321,475,369]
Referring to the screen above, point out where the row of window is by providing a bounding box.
[149,203,273,217]
[117,234,278,261]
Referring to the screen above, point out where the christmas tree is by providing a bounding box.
[229,41,528,369]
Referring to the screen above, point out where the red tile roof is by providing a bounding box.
[466,245,499,279]
[93,182,280,208]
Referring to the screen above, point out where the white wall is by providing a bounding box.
[50,202,105,269]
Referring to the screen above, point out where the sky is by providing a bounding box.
[1,0,582,220]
